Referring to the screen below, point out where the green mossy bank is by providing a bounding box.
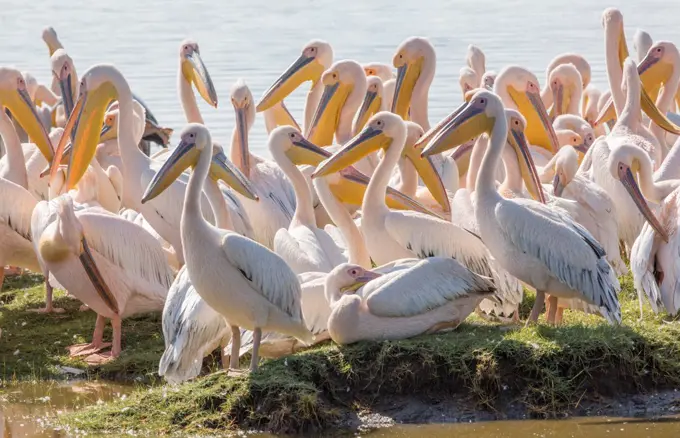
[2,273,680,435]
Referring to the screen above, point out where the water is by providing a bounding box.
[1,1,679,156]
[2,1,680,436]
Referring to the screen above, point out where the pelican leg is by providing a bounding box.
[229,325,240,370]
[250,328,262,372]
[554,307,564,325]
[30,274,65,314]
[68,314,111,356]
[85,315,122,365]
[526,290,545,325]
[547,295,558,326]
[220,337,230,370]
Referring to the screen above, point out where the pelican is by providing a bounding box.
[634,29,654,63]
[42,27,64,95]
[56,64,226,266]
[0,68,54,302]
[459,67,479,95]
[143,123,313,372]
[363,62,394,82]
[229,80,296,248]
[325,260,496,345]
[466,44,486,82]
[494,66,560,161]
[482,71,497,90]
[540,145,625,275]
[353,75,384,135]
[270,126,347,273]
[391,37,435,131]
[553,114,596,150]
[541,53,591,110]
[422,89,621,325]
[313,112,522,315]
[549,63,583,117]
[610,143,680,316]
[581,85,604,134]
[256,40,334,133]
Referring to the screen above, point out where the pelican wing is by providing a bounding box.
[450,188,479,234]
[496,199,621,321]
[159,266,228,384]
[362,258,495,317]
[1,178,38,242]
[218,183,254,239]
[77,211,174,290]
[221,233,303,321]
[274,226,347,274]
[385,210,491,277]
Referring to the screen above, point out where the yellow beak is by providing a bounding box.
[421,104,494,157]
[507,85,559,154]
[312,125,390,178]
[182,51,218,107]
[0,86,53,161]
[271,101,301,131]
[353,89,382,134]
[392,57,423,119]
[256,54,325,112]
[209,149,259,201]
[403,144,451,213]
[507,127,546,203]
[618,163,668,243]
[306,80,353,146]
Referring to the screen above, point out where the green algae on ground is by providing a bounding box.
[61,275,680,435]
[0,274,166,383]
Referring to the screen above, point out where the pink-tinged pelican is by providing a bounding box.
[391,37,435,131]
[541,53,591,110]
[41,27,64,96]
[553,114,596,151]
[422,89,621,325]
[325,260,496,345]
[143,123,313,372]
[0,68,54,302]
[256,40,334,133]
[549,64,583,117]
[363,62,394,82]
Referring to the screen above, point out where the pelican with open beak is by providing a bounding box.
[256,40,333,113]
[494,66,560,155]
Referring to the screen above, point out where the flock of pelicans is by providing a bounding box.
[2,7,680,382]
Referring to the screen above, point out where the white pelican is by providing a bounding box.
[549,64,583,118]
[313,112,521,314]
[41,27,64,96]
[143,123,313,372]
[270,126,347,273]
[541,53,591,110]
[391,37,435,131]
[540,145,625,276]
[422,89,621,325]
[363,63,394,82]
[353,75,384,135]
[466,44,486,82]
[0,68,54,300]
[459,67,479,95]
[256,40,334,133]
[610,142,680,316]
[581,85,604,134]
[634,29,654,63]
[553,114,596,150]
[56,64,225,266]
[325,260,496,345]
[229,80,296,248]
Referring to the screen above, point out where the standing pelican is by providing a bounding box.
[143,123,313,372]
[422,89,621,325]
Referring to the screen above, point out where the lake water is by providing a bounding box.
[2,1,680,436]
[2,0,680,156]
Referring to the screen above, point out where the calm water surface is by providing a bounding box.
[1,0,680,156]
[2,1,680,436]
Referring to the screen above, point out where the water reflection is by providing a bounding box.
[0,381,133,438]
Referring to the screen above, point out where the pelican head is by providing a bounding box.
[392,37,435,118]
[553,114,595,148]
[482,71,497,90]
[551,146,579,197]
[638,41,680,89]
[42,27,63,56]
[0,67,53,160]
[466,44,486,77]
[363,62,394,82]
[580,86,602,125]
[142,124,258,204]
[99,109,118,142]
[549,64,582,117]
[180,40,217,107]
[555,128,587,154]
[307,60,366,145]
[51,49,77,117]
[495,66,559,154]
[505,109,546,203]
[608,143,668,243]
[230,79,256,176]
[313,111,405,177]
[268,125,329,166]
[546,54,591,89]
[459,66,479,95]
[328,263,382,300]
[256,40,333,112]
[353,75,384,135]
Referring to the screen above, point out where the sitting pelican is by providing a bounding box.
[422,89,621,325]
[143,123,313,372]
[325,260,496,345]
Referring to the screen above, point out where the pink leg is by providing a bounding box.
[85,316,122,365]
[547,296,558,326]
[555,307,565,325]
[30,275,65,314]
[526,290,545,326]
[68,314,111,356]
